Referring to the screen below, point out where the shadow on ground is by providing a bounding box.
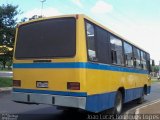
[16,99,146,120]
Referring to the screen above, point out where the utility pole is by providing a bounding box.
[40,0,46,16]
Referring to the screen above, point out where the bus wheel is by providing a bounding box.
[137,89,144,104]
[112,91,123,114]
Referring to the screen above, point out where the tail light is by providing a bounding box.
[13,80,21,87]
[67,82,80,90]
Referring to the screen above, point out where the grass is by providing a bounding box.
[0,77,12,87]
[151,78,160,83]
[0,68,12,71]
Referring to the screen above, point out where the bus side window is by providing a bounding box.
[85,22,98,61]
[141,51,147,70]
[133,47,141,69]
[124,42,133,67]
[146,53,151,72]
[111,50,117,64]
[110,36,124,65]
[125,55,128,65]
[95,26,111,64]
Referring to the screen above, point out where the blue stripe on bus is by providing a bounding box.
[13,62,148,74]
[13,88,87,97]
[86,91,116,112]
[85,86,151,112]
[124,87,143,103]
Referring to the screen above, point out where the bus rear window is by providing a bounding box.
[15,18,76,59]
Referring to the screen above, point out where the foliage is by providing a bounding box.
[151,65,159,73]
[0,4,19,69]
[29,15,42,20]
[0,46,13,69]
[0,4,19,46]
[6,60,13,68]
[21,15,42,22]
[0,77,12,87]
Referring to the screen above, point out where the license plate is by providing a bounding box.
[36,81,48,88]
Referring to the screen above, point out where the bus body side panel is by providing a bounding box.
[82,15,151,112]
[84,63,151,112]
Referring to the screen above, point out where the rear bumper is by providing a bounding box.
[12,92,86,110]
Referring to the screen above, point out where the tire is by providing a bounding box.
[137,89,144,104]
[111,91,123,115]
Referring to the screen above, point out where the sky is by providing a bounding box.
[1,0,160,64]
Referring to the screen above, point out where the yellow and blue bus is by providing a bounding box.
[12,14,151,114]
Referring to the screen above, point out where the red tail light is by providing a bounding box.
[67,82,80,90]
[13,80,21,87]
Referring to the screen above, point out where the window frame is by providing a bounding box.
[85,19,98,62]
[95,24,111,64]
[123,41,134,68]
[141,50,147,70]
[133,46,141,69]
[109,34,124,66]
[146,53,151,71]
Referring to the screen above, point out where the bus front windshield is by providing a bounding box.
[15,18,76,59]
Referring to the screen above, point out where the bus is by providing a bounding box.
[12,14,151,114]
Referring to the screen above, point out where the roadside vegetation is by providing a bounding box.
[0,4,20,70]
[0,67,12,71]
[151,78,160,83]
[0,77,12,87]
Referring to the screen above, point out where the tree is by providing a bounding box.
[29,15,42,20]
[20,15,43,22]
[0,4,19,68]
[0,4,19,47]
[0,46,12,69]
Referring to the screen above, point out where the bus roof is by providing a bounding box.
[17,14,148,53]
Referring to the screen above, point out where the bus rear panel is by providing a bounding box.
[13,15,87,110]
